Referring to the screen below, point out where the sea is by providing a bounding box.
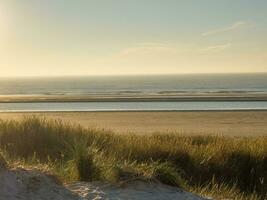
[1,73,267,112]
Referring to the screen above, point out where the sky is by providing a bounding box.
[0,0,267,77]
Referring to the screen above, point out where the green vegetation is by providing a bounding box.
[0,116,266,200]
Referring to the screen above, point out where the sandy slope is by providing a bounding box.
[0,166,206,200]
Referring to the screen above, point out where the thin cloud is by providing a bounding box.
[120,44,178,56]
[134,42,168,47]
[202,21,248,36]
[200,43,232,52]
[118,42,231,57]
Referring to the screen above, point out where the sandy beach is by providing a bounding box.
[1,111,267,136]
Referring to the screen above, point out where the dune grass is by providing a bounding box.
[0,116,266,200]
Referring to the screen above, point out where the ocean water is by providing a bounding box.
[0,74,267,111]
[0,73,267,96]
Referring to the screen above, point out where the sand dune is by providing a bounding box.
[0,165,205,200]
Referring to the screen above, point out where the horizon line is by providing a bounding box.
[1,72,267,79]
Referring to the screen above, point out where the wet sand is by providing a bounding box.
[0,111,267,136]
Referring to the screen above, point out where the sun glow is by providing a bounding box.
[0,5,8,38]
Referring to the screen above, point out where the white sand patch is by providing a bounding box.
[68,181,207,200]
[0,168,79,200]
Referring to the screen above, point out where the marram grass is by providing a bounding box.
[0,116,266,200]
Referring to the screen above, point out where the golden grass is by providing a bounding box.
[0,116,266,200]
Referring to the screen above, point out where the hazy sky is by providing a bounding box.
[1,0,267,76]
